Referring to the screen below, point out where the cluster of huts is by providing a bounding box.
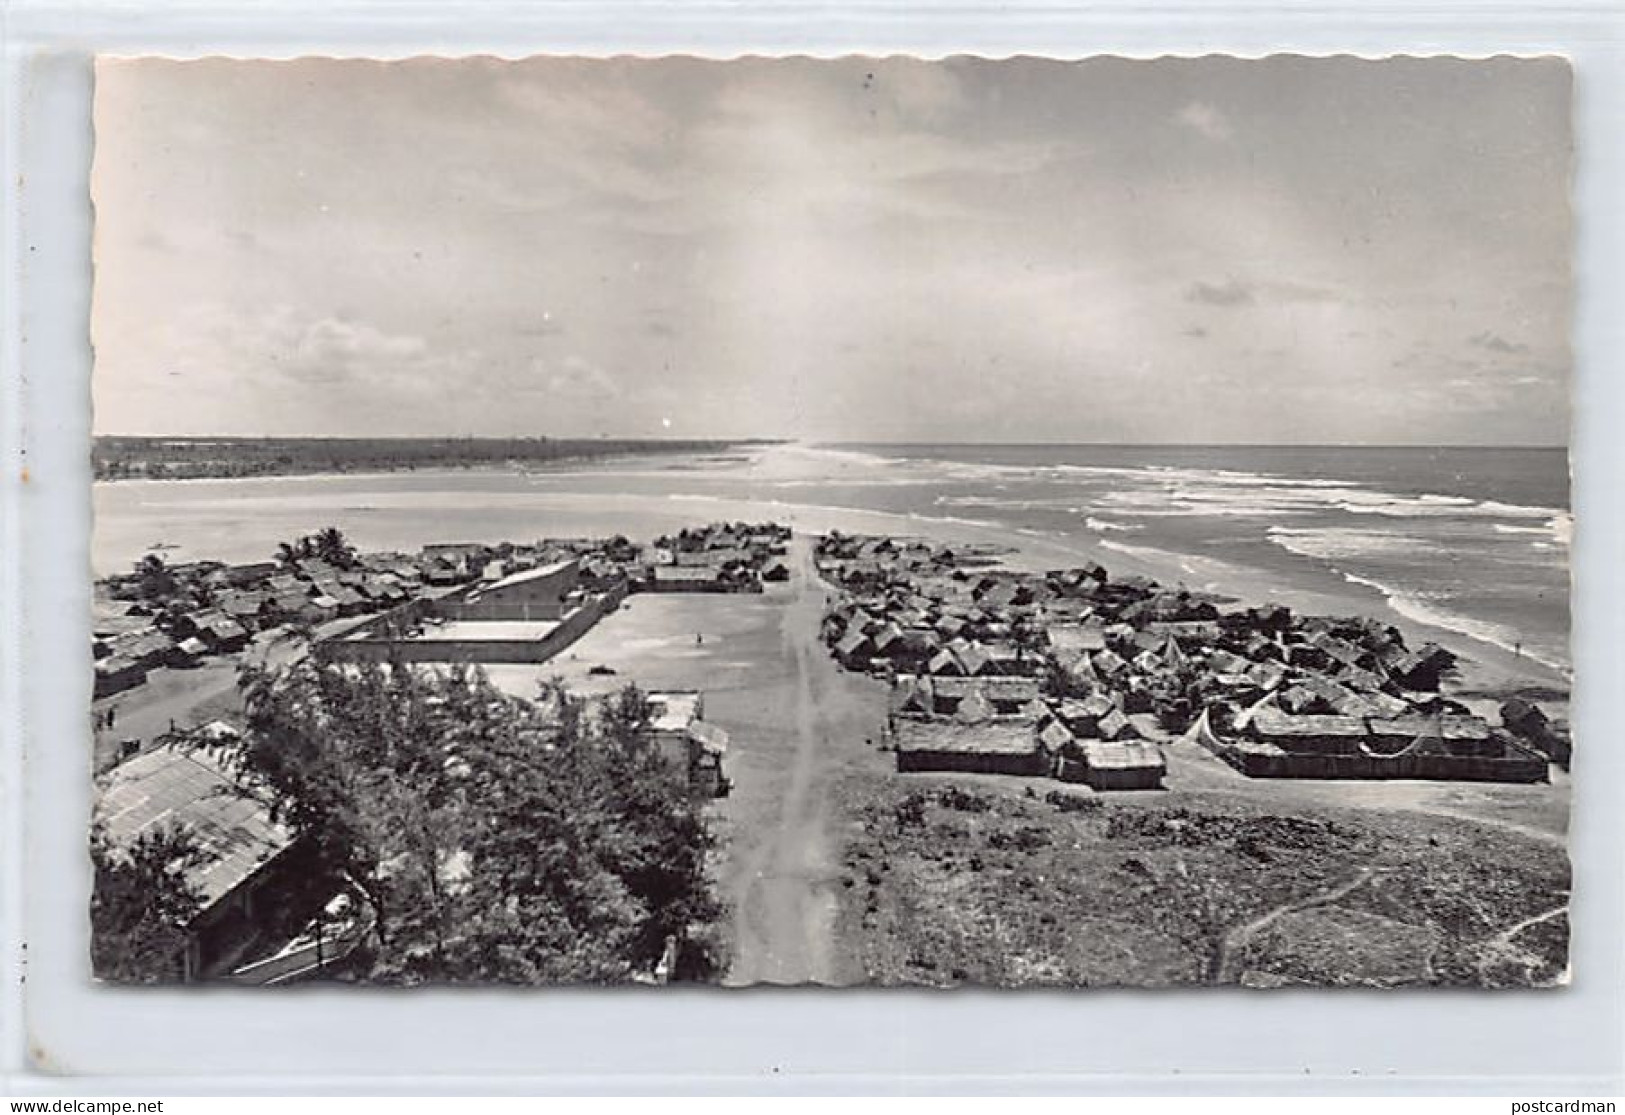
[816,532,1565,787]
[93,552,436,698]
[96,521,796,713]
[643,522,791,593]
[817,534,1166,791]
[887,676,1168,791]
[93,535,650,700]
[462,522,791,595]
[431,523,791,596]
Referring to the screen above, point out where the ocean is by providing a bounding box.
[92,442,1572,677]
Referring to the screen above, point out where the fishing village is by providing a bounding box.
[90,515,1573,989]
[44,45,1601,1098]
[815,531,1567,786]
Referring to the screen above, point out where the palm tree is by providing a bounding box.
[314,526,355,569]
[135,553,177,602]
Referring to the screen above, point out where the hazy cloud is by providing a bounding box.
[266,316,441,393]
[543,355,621,401]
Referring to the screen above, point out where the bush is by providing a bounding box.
[936,786,993,813]
[1045,790,1101,814]
[893,792,930,830]
[988,825,1052,852]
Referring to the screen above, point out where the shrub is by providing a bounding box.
[1045,790,1101,814]
[936,786,993,813]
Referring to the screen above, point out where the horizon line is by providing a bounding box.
[93,434,1570,451]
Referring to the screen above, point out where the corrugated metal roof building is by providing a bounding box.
[96,743,297,980]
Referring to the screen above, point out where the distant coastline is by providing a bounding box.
[93,435,776,482]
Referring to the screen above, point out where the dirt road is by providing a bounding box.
[91,617,359,772]
[722,538,886,986]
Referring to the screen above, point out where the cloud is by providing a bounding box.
[1176,101,1232,142]
[1185,279,1254,307]
[1468,331,1530,354]
[156,305,447,389]
[261,312,431,385]
[541,355,621,401]
[90,56,1574,445]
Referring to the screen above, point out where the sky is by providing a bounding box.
[91,55,1573,445]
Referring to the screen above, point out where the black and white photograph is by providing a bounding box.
[87,53,1574,989]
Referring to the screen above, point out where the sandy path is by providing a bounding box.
[724,539,884,986]
[1492,902,1569,946]
[1214,868,1375,982]
[91,615,368,772]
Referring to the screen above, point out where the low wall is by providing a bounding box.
[1196,733,1547,784]
[895,750,1051,777]
[641,579,764,595]
[318,585,624,666]
[1055,756,1163,790]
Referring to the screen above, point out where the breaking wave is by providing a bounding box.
[1097,539,1255,593]
[1084,516,1139,533]
[1266,526,1448,562]
[1335,572,1570,674]
[1492,512,1572,549]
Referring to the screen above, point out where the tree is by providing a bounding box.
[213,661,722,984]
[91,823,207,982]
[275,527,357,570]
[134,553,177,602]
[314,526,358,569]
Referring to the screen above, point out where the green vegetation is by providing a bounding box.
[199,661,723,984]
[90,823,206,983]
[276,526,359,569]
[94,436,763,481]
[133,553,178,601]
